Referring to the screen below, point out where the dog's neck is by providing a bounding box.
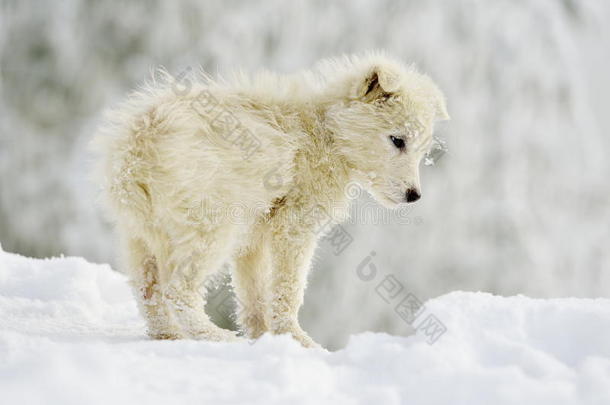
[254,97,359,221]
[287,101,355,221]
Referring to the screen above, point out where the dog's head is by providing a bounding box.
[326,56,449,208]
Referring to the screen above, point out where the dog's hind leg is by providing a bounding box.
[126,237,183,340]
[163,224,241,342]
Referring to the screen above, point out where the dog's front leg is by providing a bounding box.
[268,222,320,348]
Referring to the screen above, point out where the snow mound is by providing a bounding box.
[0,247,609,405]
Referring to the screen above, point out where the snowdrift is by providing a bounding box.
[0,247,608,405]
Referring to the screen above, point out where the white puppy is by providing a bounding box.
[93,53,449,348]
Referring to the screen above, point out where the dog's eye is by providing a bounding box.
[390,136,405,149]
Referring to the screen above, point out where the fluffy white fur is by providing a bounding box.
[92,52,449,348]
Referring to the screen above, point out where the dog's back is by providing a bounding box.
[92,78,302,246]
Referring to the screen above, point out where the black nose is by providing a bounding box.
[405,188,421,203]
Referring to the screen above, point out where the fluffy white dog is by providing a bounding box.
[93,53,449,348]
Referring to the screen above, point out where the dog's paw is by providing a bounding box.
[291,331,322,349]
[189,327,244,343]
[275,324,322,349]
[148,330,185,340]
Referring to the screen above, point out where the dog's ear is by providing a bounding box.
[357,66,400,103]
[436,102,450,121]
[433,93,450,121]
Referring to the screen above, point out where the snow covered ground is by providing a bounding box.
[0,246,609,405]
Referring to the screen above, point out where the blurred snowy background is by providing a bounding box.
[1,0,609,349]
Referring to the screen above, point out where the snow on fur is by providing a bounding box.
[1,247,608,405]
